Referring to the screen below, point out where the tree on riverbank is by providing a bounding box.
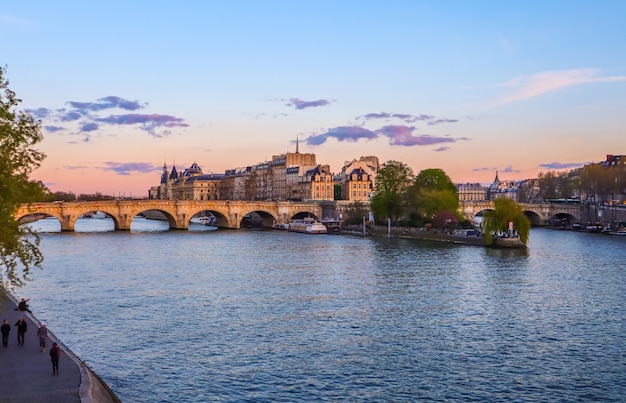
[407,168,461,226]
[482,198,530,246]
[0,66,47,288]
[369,161,414,224]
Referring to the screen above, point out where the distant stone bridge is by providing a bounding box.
[461,201,582,225]
[16,200,325,231]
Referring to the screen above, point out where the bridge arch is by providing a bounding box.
[523,211,544,226]
[16,200,325,231]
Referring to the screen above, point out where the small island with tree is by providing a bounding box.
[357,160,530,248]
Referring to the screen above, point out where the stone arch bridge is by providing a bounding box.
[460,201,582,225]
[16,200,325,231]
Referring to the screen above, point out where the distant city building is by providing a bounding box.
[456,183,486,202]
[287,164,334,200]
[340,156,379,201]
[149,162,224,200]
[487,171,520,201]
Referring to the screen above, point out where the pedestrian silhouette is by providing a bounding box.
[38,323,49,352]
[14,317,27,347]
[1,319,10,347]
[50,342,61,375]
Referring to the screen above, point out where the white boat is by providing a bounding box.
[272,222,290,230]
[288,218,328,234]
[191,216,217,226]
[80,211,107,219]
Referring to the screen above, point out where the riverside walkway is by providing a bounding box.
[0,290,120,403]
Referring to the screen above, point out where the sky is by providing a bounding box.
[2,1,625,198]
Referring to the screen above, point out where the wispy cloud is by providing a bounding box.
[302,124,469,148]
[26,96,188,139]
[67,96,147,112]
[95,114,188,137]
[303,126,377,145]
[99,162,161,176]
[539,161,587,170]
[80,122,99,132]
[500,165,520,174]
[496,69,626,104]
[44,125,66,132]
[285,98,333,110]
[357,112,458,126]
[375,125,469,147]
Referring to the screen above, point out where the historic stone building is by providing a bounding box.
[149,143,381,203]
[456,183,486,202]
[149,162,224,201]
[340,156,379,201]
[286,164,334,201]
[487,171,521,201]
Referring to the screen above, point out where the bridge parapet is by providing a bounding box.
[460,201,582,224]
[16,200,325,231]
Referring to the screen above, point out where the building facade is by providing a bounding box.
[149,145,384,203]
[340,156,379,201]
[456,183,486,202]
[149,162,224,201]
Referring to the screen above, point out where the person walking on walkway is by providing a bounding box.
[49,342,60,375]
[37,323,49,352]
[1,319,10,347]
[14,317,27,346]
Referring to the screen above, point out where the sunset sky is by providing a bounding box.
[3,1,625,197]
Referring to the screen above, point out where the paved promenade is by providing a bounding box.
[0,290,120,403]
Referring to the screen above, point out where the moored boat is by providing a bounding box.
[191,216,217,226]
[288,218,328,234]
[272,222,290,230]
[321,218,342,233]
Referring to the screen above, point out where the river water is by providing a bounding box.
[18,217,626,402]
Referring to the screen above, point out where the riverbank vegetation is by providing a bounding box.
[370,162,467,229]
[0,66,47,288]
[482,198,531,246]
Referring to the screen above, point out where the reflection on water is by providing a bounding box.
[20,221,626,402]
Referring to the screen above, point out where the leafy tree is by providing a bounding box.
[369,160,414,224]
[408,168,460,225]
[412,168,457,193]
[482,198,530,246]
[0,66,47,288]
[43,190,76,202]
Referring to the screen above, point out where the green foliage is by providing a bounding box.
[369,160,414,224]
[482,198,530,246]
[0,66,47,288]
[407,168,460,226]
[412,168,458,193]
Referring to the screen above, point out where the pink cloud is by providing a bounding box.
[496,69,626,104]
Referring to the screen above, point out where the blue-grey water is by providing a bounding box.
[18,217,626,402]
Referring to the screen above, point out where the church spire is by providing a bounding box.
[295,135,300,154]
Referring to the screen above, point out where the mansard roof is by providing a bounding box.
[347,167,371,180]
[182,162,203,177]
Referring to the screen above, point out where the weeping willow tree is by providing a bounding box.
[482,198,531,246]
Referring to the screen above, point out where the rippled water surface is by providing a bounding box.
[20,218,626,402]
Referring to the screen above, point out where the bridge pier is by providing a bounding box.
[16,200,326,232]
